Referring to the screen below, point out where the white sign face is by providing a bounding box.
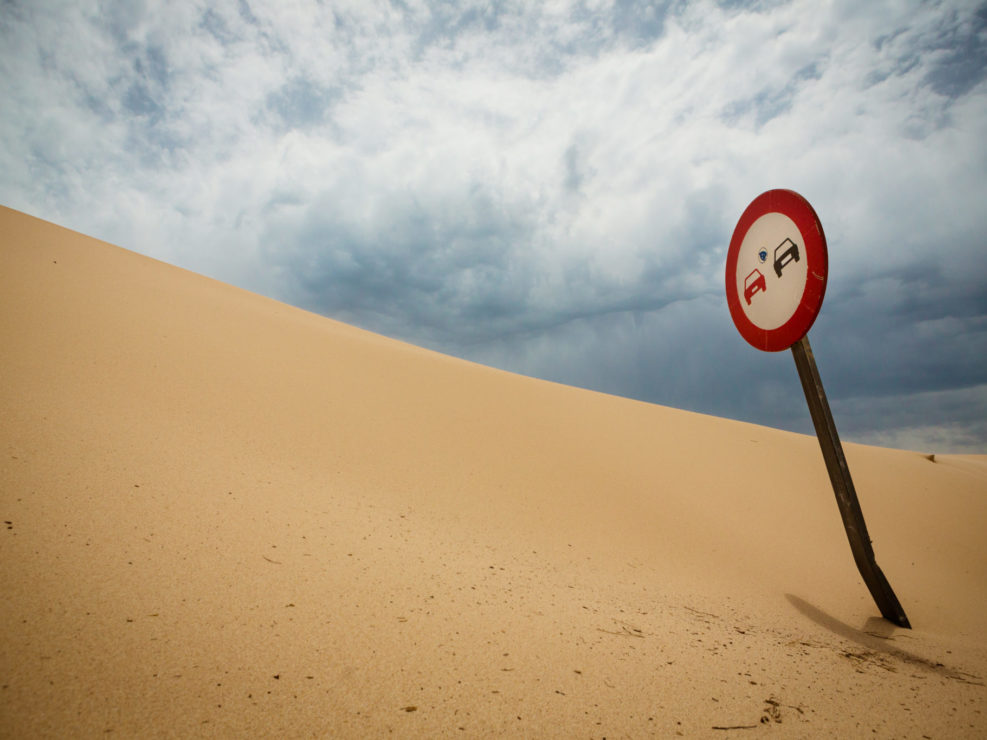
[733,212,808,331]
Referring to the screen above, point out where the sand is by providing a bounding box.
[1,204,985,737]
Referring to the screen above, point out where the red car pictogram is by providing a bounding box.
[744,268,766,305]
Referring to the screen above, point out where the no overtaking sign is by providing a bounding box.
[725,189,827,352]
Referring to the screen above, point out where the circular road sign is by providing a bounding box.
[725,189,828,352]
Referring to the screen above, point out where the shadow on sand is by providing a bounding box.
[785,594,982,685]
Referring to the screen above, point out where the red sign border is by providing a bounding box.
[725,189,828,352]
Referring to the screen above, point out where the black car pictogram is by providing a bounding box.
[773,238,800,278]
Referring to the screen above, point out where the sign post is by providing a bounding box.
[725,189,910,628]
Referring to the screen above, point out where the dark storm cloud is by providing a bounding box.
[829,385,987,453]
[921,2,987,99]
[720,61,825,128]
[611,0,668,44]
[811,264,987,401]
[266,77,344,130]
[262,184,532,343]
[263,180,714,350]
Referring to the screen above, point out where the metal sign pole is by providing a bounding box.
[791,335,910,628]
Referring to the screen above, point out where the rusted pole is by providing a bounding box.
[791,335,910,628]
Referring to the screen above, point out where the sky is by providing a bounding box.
[2,0,986,453]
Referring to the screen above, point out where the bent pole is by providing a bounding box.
[791,335,911,628]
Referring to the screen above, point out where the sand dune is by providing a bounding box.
[2,204,985,737]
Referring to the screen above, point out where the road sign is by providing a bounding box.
[725,189,828,352]
[725,189,910,629]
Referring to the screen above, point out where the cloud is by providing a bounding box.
[2,0,986,452]
[831,384,987,455]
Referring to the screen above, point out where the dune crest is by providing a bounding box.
[2,205,985,736]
